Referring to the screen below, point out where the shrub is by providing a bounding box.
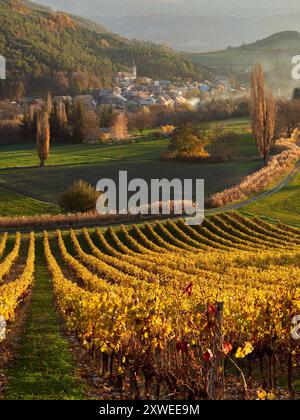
[161,125,175,134]
[59,180,99,213]
[162,123,211,161]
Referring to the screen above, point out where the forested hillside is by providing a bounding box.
[0,0,204,97]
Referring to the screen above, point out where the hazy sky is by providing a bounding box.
[33,0,300,51]
[34,0,300,17]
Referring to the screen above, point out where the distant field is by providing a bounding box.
[189,49,294,70]
[188,48,298,91]
[0,158,260,206]
[241,172,300,226]
[0,118,259,215]
[0,118,251,170]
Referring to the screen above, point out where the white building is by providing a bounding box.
[0,55,6,80]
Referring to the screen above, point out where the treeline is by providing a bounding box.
[22,95,129,147]
[0,95,250,146]
[127,97,249,134]
[0,0,204,100]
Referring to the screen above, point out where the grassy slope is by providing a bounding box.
[5,238,86,400]
[1,158,259,205]
[188,32,300,69]
[188,32,300,89]
[189,48,292,70]
[241,172,300,226]
[0,139,170,169]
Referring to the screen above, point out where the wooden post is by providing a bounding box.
[288,351,295,400]
[209,302,224,400]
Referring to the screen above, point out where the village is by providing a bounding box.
[21,65,248,112]
[0,64,250,147]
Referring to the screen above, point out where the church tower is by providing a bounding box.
[133,62,137,79]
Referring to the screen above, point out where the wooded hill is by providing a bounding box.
[0,0,205,96]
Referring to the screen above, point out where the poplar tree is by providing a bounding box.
[249,64,276,164]
[72,100,85,143]
[36,111,50,167]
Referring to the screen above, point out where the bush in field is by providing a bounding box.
[59,180,99,213]
[161,125,175,134]
[162,123,211,160]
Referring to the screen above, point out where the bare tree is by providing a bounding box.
[131,108,153,136]
[36,111,50,167]
[249,64,277,164]
[82,109,101,144]
[276,99,300,138]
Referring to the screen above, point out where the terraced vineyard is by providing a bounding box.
[1,214,300,399]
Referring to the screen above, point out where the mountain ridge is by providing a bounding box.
[30,0,300,52]
[0,0,204,96]
[189,30,300,93]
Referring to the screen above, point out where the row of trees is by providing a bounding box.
[126,98,249,136]
[277,93,300,139]
[23,94,129,167]
[23,94,129,144]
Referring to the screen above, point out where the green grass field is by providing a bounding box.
[241,172,300,226]
[0,118,251,170]
[0,114,298,225]
[0,118,261,215]
[0,187,60,217]
[0,158,260,206]
[0,139,168,169]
